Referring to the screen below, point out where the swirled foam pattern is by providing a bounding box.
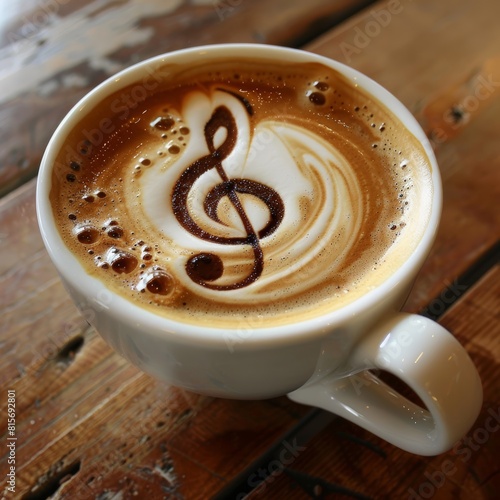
[50,59,432,327]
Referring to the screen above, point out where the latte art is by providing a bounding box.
[50,59,432,327]
[147,88,366,304]
[170,93,284,290]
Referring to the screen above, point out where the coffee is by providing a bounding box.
[49,57,432,327]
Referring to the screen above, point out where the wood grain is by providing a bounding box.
[243,266,499,500]
[307,0,500,312]
[0,0,375,197]
[0,176,310,498]
[0,0,499,498]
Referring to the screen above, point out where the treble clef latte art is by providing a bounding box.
[144,87,367,300]
[171,96,285,290]
[50,58,432,327]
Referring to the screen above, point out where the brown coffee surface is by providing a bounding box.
[50,57,432,327]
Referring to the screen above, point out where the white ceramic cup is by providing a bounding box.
[37,44,482,456]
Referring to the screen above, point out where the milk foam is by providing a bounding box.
[50,59,432,327]
[139,89,367,303]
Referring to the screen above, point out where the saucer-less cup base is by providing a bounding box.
[36,44,482,456]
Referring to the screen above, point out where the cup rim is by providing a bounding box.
[36,43,442,348]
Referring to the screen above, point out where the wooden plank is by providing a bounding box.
[1,0,498,497]
[243,265,500,500]
[306,0,500,312]
[3,371,308,498]
[0,179,43,275]
[0,0,374,197]
[0,181,310,498]
[0,3,383,494]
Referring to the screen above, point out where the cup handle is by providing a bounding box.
[287,313,483,455]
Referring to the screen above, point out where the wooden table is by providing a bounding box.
[1,0,498,498]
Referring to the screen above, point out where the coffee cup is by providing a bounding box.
[36,44,482,455]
